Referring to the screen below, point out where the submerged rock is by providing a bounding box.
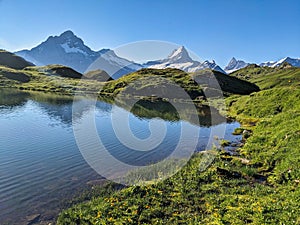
[86,178,107,186]
[26,214,40,225]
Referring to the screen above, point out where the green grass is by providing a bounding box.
[1,59,299,223]
[228,87,300,185]
[219,139,231,147]
[232,127,244,135]
[84,69,113,81]
[230,65,300,90]
[102,68,259,100]
[57,151,300,224]
[0,65,105,95]
[101,68,204,100]
[1,65,259,103]
[57,67,300,225]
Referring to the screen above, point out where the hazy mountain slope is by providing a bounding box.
[15,31,143,77]
[0,50,34,69]
[15,31,98,73]
[87,49,143,79]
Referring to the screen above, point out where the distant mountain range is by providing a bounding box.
[259,57,300,68]
[13,31,225,77]
[14,30,300,77]
[224,57,300,73]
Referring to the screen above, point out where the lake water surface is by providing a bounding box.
[0,89,241,224]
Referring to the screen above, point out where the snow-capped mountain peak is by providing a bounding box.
[260,57,300,68]
[272,57,300,67]
[45,30,86,49]
[56,30,94,56]
[167,46,192,63]
[259,61,275,67]
[15,30,143,76]
[228,57,237,65]
[97,49,143,71]
[15,30,99,72]
[224,57,249,73]
[189,60,225,73]
[145,46,225,74]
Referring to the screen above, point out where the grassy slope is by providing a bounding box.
[57,67,300,224]
[0,65,105,95]
[0,58,258,101]
[227,87,300,184]
[0,50,107,94]
[0,49,34,69]
[84,69,113,82]
[229,64,300,90]
[101,68,259,99]
[101,68,204,99]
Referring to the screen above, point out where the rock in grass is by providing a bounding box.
[242,129,251,139]
[232,127,244,135]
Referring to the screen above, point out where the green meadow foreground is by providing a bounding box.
[0,51,299,224]
[57,66,300,225]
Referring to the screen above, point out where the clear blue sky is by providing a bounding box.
[0,0,299,67]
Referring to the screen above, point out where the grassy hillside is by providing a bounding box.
[26,65,84,79]
[0,52,259,100]
[192,69,259,95]
[1,66,259,100]
[101,68,203,99]
[227,87,300,184]
[101,68,259,99]
[230,64,300,90]
[57,68,300,224]
[0,49,34,69]
[0,66,30,83]
[84,69,113,82]
[0,65,105,94]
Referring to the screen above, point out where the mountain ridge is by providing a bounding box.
[260,57,300,68]
[225,56,300,74]
[14,31,227,76]
[15,30,143,78]
[13,30,300,76]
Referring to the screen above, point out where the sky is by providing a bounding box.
[0,0,299,67]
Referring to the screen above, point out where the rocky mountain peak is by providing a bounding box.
[224,57,249,73]
[60,30,75,38]
[168,46,192,63]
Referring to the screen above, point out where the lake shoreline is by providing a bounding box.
[0,88,241,224]
[57,84,300,224]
